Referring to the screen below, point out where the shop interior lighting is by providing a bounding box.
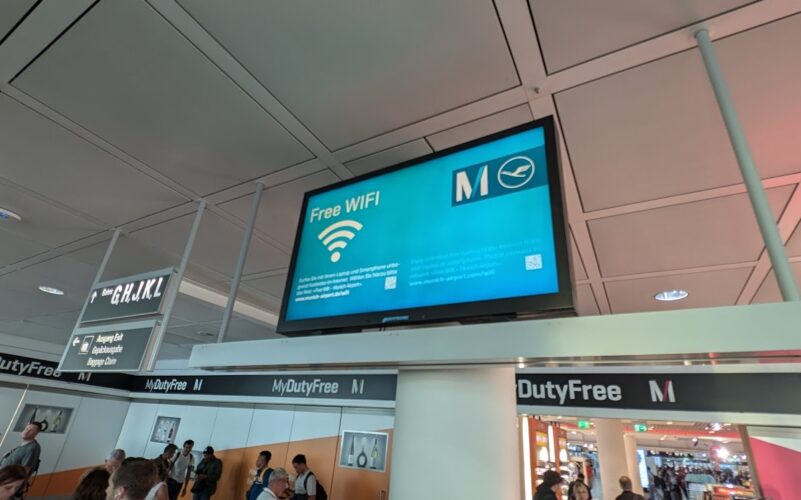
[38,285,65,296]
[654,289,689,301]
[0,207,22,222]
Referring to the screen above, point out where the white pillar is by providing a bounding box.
[595,419,630,500]
[389,367,520,500]
[623,433,643,493]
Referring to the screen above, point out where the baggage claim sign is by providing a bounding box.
[59,268,174,372]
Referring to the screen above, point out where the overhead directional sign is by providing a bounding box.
[59,320,158,372]
[80,268,173,323]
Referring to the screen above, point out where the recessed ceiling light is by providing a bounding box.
[654,289,689,302]
[38,285,64,295]
[0,207,22,222]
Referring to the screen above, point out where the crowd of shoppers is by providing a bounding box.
[0,423,327,500]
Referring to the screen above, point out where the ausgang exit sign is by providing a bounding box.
[634,423,648,432]
[577,420,591,429]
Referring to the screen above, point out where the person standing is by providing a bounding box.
[615,476,645,500]
[291,454,328,500]
[105,450,127,474]
[255,468,290,500]
[0,422,42,474]
[247,451,273,500]
[0,422,43,499]
[190,446,222,500]
[106,459,157,500]
[154,444,177,474]
[572,481,592,500]
[534,470,564,500]
[167,440,194,500]
[71,468,111,500]
[569,473,592,500]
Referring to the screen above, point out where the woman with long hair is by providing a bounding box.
[71,468,111,500]
[0,466,28,500]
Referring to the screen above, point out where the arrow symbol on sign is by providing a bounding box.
[72,337,80,347]
[90,291,97,303]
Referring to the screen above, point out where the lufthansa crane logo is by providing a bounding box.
[497,156,535,189]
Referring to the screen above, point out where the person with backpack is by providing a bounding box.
[290,455,327,500]
[247,451,273,500]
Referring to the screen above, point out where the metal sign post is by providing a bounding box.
[143,200,206,370]
[694,27,800,301]
[218,182,264,343]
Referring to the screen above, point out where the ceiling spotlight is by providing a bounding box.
[655,289,689,302]
[0,207,22,222]
[38,285,64,296]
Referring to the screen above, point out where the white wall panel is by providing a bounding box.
[208,406,253,451]
[57,396,129,471]
[1,389,82,476]
[338,409,394,434]
[143,403,218,457]
[116,401,159,457]
[0,385,25,448]
[246,407,294,447]
[288,407,342,442]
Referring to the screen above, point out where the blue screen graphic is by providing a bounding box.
[284,126,559,321]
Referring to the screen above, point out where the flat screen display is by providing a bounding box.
[277,117,572,334]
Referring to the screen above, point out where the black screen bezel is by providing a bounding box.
[276,116,573,335]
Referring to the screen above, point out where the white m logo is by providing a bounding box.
[649,380,676,403]
[455,165,489,202]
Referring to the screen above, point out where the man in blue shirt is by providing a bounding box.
[247,451,273,500]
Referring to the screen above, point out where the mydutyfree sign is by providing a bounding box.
[515,372,801,414]
[516,374,679,409]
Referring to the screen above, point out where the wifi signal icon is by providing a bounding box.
[318,220,363,263]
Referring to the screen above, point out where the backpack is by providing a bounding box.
[304,472,328,500]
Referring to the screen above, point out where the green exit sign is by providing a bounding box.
[577,420,591,429]
[634,423,648,432]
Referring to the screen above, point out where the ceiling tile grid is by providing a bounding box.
[13,0,313,195]
[177,0,521,149]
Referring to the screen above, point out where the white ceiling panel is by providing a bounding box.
[169,295,224,325]
[569,234,587,281]
[556,49,741,211]
[344,140,432,178]
[0,319,70,344]
[13,0,312,195]
[589,187,793,277]
[531,0,756,72]
[225,281,282,313]
[242,274,287,303]
[219,170,341,250]
[714,14,801,186]
[177,0,519,149]
[0,275,84,322]
[605,267,753,314]
[0,94,186,225]
[131,210,287,277]
[0,181,102,247]
[751,263,801,304]
[787,221,801,257]
[0,0,35,41]
[426,104,533,151]
[25,310,80,331]
[226,317,281,342]
[0,229,47,267]
[574,284,599,316]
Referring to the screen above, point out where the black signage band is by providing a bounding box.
[129,374,397,401]
[516,372,801,415]
[3,351,396,402]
